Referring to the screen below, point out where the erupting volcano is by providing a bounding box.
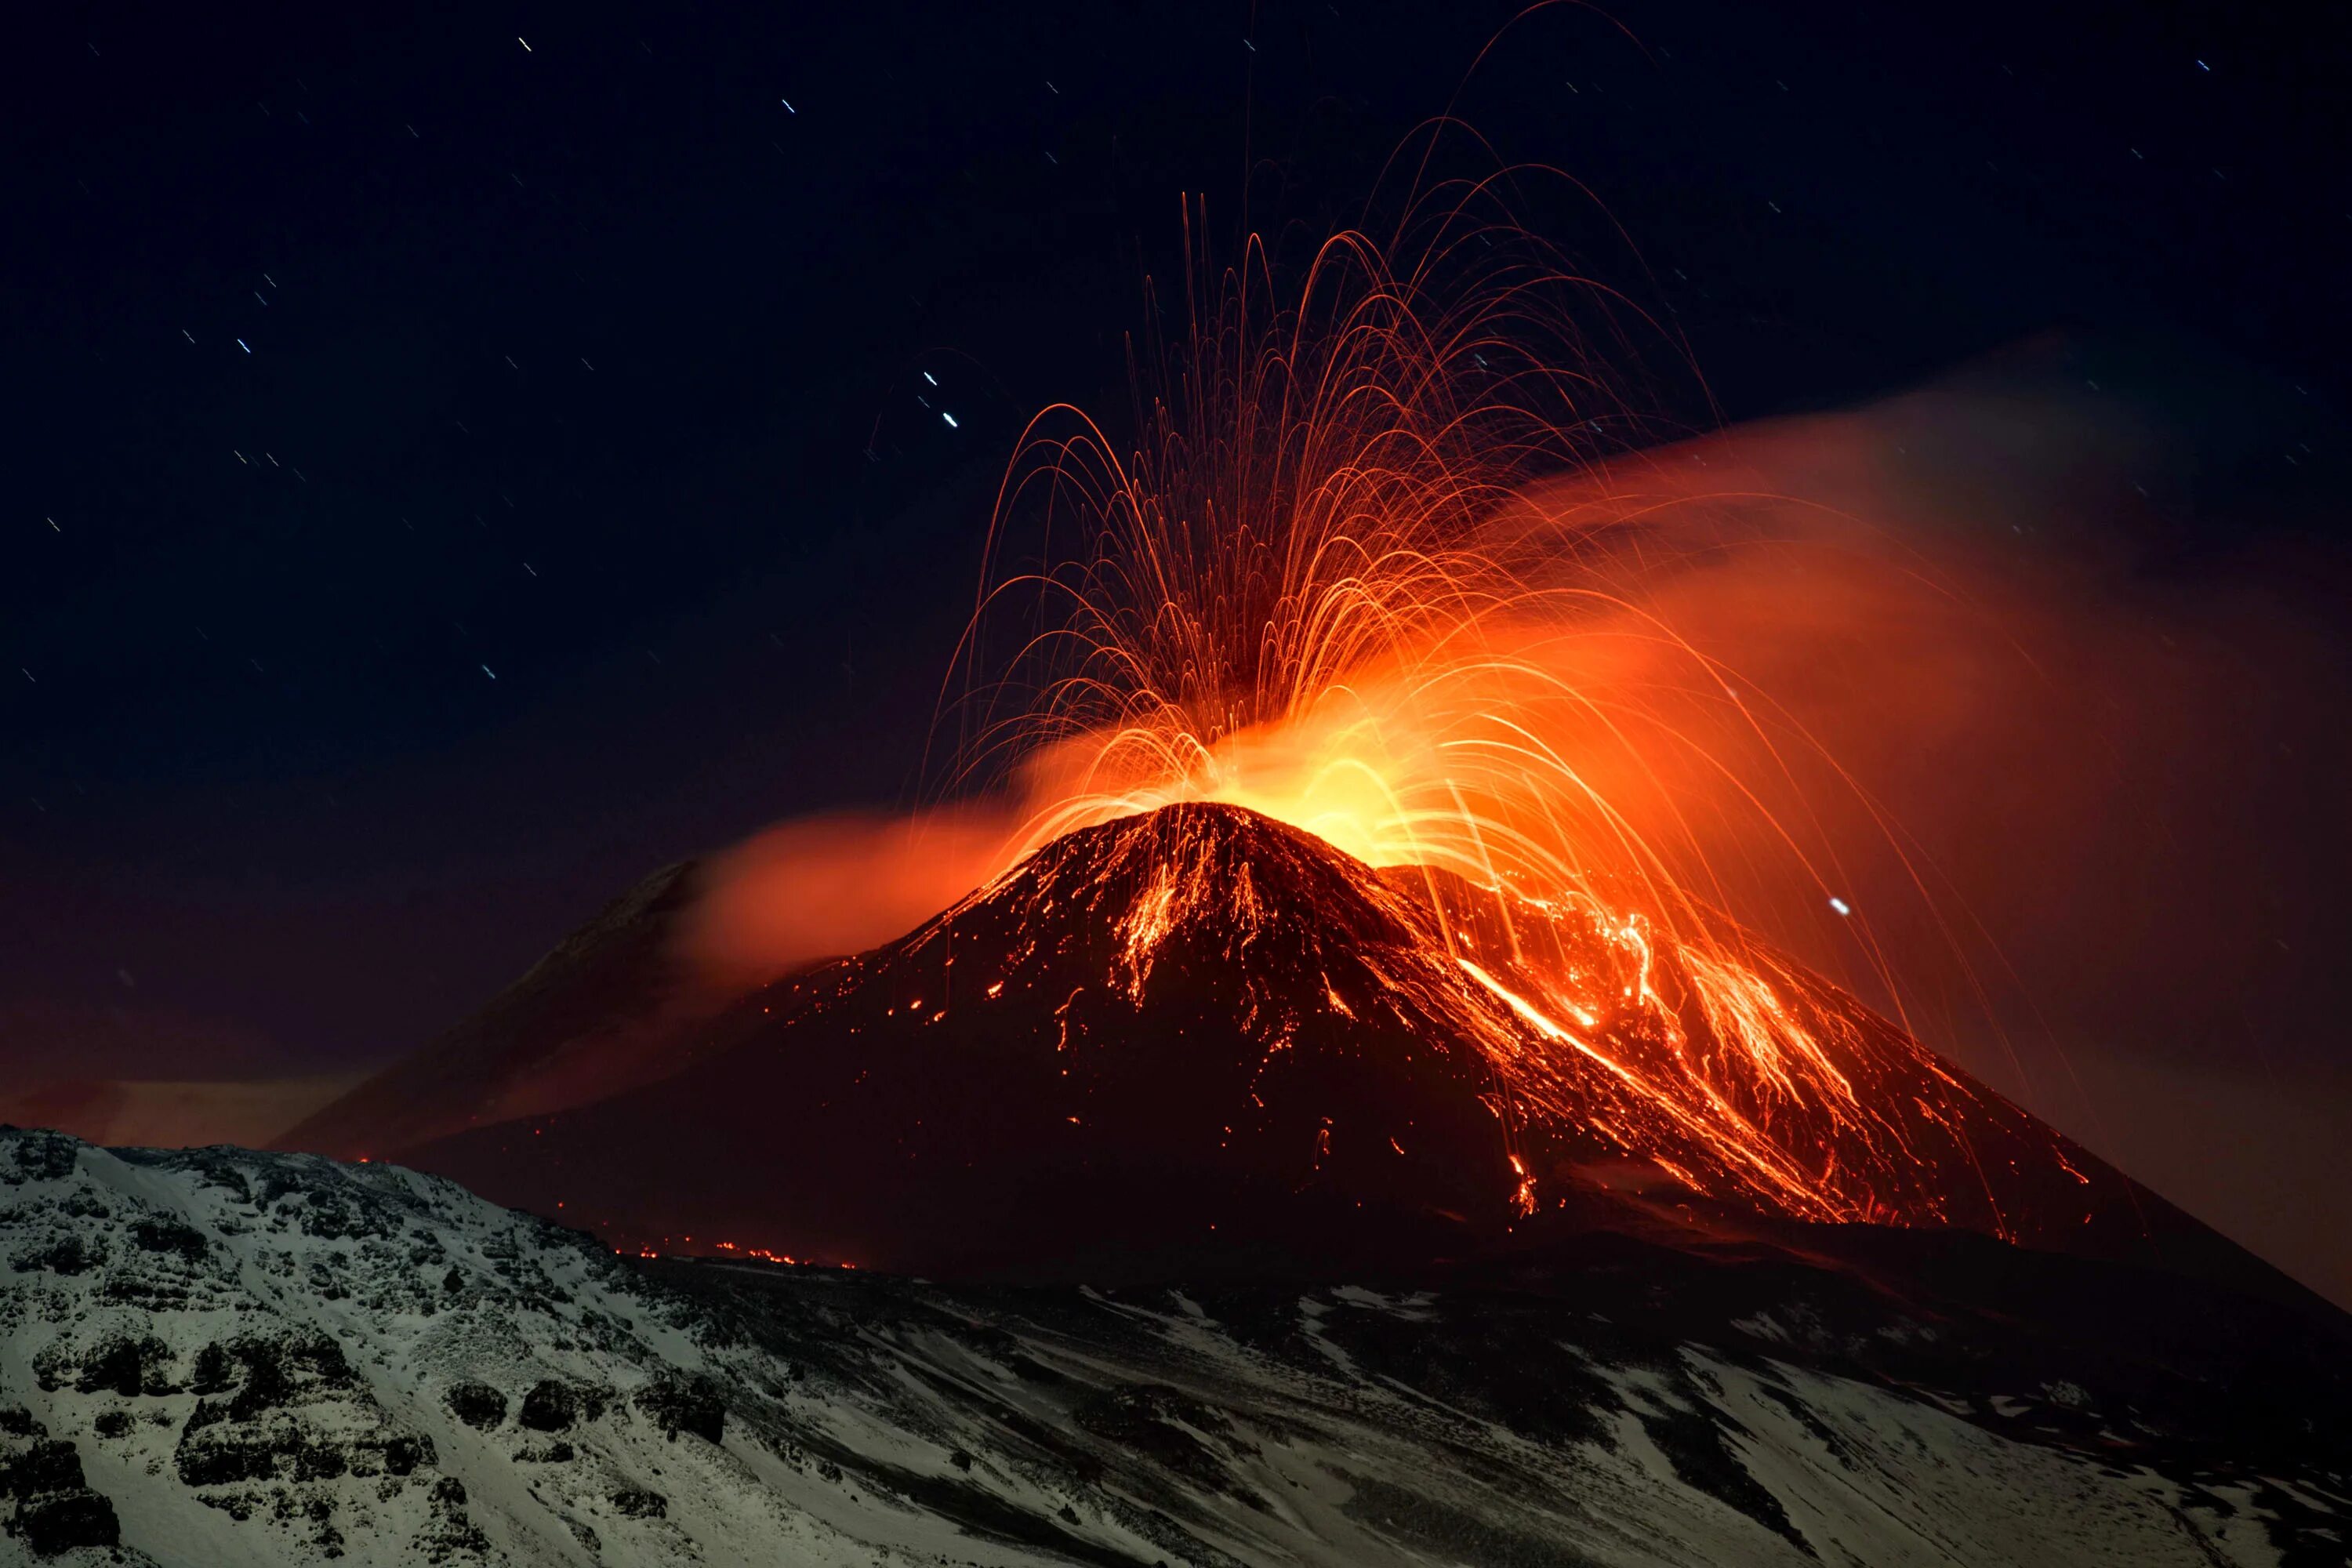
[17,17,2351,1563]
[292,190,2285,1301]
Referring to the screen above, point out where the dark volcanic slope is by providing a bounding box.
[394,804,2290,1297]
[278,862,712,1161]
[414,805,1520,1277]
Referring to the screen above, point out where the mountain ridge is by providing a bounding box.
[278,861,713,1161]
[2,1125,2345,1566]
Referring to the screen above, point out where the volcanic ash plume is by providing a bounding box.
[681,809,1020,992]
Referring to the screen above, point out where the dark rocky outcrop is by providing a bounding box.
[0,1417,121,1556]
[444,1381,508,1430]
[634,1377,724,1444]
[609,1486,666,1519]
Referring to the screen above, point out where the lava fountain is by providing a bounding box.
[928,184,2078,1237]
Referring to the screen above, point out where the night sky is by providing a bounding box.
[2,5,2347,1285]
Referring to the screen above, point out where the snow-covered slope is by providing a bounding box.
[1,1127,2343,1566]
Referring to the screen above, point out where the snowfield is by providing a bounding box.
[0,1127,2341,1566]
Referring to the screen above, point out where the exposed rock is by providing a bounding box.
[130,1217,210,1261]
[73,1332,179,1397]
[515,1377,578,1432]
[608,1485,666,1519]
[0,1428,121,1556]
[442,1381,506,1430]
[9,1233,102,1276]
[0,1130,79,1185]
[633,1377,724,1444]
